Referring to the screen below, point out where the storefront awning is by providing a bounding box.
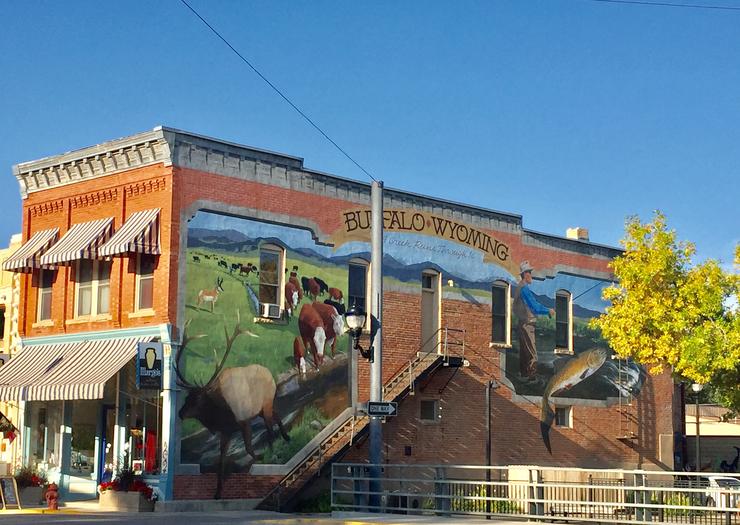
[39,217,113,265]
[98,208,160,256]
[1,228,59,272]
[0,337,154,401]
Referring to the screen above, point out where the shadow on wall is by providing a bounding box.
[366,369,665,470]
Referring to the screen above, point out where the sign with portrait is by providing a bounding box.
[136,341,163,390]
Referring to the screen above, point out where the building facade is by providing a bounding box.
[0,233,22,474]
[0,127,681,503]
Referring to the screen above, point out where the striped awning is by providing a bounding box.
[0,337,154,401]
[2,228,59,272]
[39,217,114,266]
[98,208,160,256]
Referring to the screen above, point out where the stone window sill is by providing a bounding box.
[128,309,156,319]
[65,314,112,325]
[32,320,54,328]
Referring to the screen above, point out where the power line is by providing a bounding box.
[583,0,740,11]
[178,0,378,183]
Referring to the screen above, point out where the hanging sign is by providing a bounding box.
[0,476,20,510]
[136,341,163,390]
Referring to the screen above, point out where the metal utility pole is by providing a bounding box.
[691,383,703,471]
[369,180,384,510]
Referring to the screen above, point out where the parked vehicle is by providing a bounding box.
[704,476,740,509]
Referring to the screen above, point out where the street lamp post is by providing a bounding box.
[691,383,704,471]
[345,181,384,510]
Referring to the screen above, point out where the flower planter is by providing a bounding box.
[99,490,155,512]
[19,486,45,507]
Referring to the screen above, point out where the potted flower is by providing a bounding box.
[14,466,47,506]
[98,467,156,512]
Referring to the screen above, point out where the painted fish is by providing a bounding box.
[540,348,608,454]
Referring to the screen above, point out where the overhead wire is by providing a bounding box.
[582,0,740,11]
[178,0,378,183]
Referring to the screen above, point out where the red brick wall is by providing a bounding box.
[19,163,175,337]
[170,166,677,479]
[173,473,282,500]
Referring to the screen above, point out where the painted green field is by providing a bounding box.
[182,247,350,384]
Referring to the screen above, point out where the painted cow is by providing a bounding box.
[284,281,299,318]
[311,302,346,358]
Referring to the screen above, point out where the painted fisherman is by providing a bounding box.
[513,260,554,380]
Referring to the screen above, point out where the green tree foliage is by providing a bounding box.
[592,213,740,411]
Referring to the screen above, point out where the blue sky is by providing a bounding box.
[1,1,738,265]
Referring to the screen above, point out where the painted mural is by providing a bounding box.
[179,208,647,491]
[179,211,352,499]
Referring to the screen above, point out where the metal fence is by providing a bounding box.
[331,463,740,524]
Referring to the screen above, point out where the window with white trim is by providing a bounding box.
[37,269,54,322]
[136,254,156,311]
[555,406,572,428]
[258,244,284,307]
[555,289,573,354]
[76,260,112,318]
[491,280,511,346]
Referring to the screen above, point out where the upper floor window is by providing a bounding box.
[37,269,54,322]
[419,399,440,423]
[491,280,511,346]
[348,257,369,303]
[555,406,573,428]
[259,244,284,307]
[76,260,111,318]
[136,254,156,311]
[555,289,573,354]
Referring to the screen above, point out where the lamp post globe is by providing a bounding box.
[345,304,366,335]
[691,383,704,393]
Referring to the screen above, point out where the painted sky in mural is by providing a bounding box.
[188,212,611,311]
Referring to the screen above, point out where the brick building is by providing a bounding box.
[0,127,681,503]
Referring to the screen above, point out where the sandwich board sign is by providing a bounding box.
[137,341,163,390]
[0,476,20,510]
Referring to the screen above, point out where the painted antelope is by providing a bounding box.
[175,314,289,499]
[197,277,224,312]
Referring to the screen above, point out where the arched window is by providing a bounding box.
[259,243,285,317]
[555,289,573,354]
[491,280,511,346]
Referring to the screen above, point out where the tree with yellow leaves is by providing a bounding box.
[593,213,740,411]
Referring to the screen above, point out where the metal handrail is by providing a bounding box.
[332,463,740,524]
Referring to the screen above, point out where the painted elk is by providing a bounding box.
[197,277,224,312]
[175,314,289,499]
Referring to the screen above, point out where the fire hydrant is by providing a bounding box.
[45,483,59,510]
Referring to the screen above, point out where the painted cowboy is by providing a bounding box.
[513,260,554,380]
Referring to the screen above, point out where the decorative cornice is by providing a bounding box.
[12,126,621,257]
[124,177,167,197]
[70,189,118,209]
[14,128,172,199]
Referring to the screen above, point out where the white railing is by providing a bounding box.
[332,463,740,524]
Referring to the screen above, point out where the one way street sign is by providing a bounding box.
[367,401,398,417]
